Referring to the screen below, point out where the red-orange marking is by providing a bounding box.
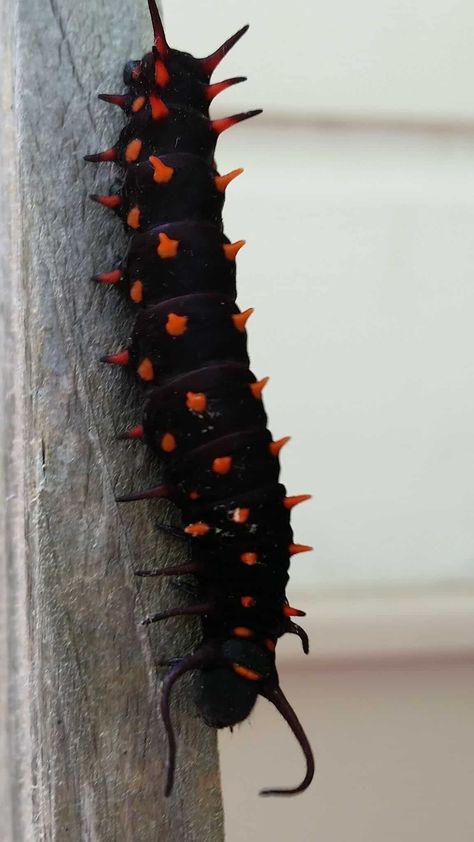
[127,206,141,229]
[240,552,258,566]
[232,663,263,682]
[240,596,256,609]
[186,392,207,413]
[130,280,144,304]
[137,358,154,382]
[125,139,142,163]
[212,456,232,475]
[157,233,179,259]
[165,313,188,336]
[161,432,177,453]
[184,522,211,537]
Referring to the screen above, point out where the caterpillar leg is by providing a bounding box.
[142,603,211,626]
[135,563,199,577]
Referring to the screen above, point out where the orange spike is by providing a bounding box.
[161,432,177,453]
[184,522,211,537]
[215,167,244,193]
[165,313,188,337]
[186,392,207,413]
[250,377,269,400]
[149,155,174,184]
[264,639,276,653]
[155,58,170,87]
[283,495,313,511]
[206,77,247,102]
[240,552,258,566]
[94,269,121,285]
[269,436,291,457]
[149,94,169,120]
[130,280,144,304]
[157,232,179,259]
[212,456,232,475]
[131,95,146,113]
[199,25,249,77]
[232,307,254,333]
[232,507,250,524]
[233,626,254,639]
[241,596,256,609]
[84,147,117,163]
[137,358,155,382]
[212,109,263,136]
[223,240,246,261]
[289,544,313,556]
[232,663,262,682]
[148,0,169,57]
[283,606,307,618]
[102,350,130,367]
[119,424,145,441]
[125,139,143,163]
[98,93,127,108]
[90,194,121,210]
[127,207,141,229]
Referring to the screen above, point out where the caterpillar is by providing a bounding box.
[85,0,315,797]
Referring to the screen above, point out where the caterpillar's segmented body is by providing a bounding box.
[86,0,314,797]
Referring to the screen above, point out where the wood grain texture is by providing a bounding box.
[1,0,224,838]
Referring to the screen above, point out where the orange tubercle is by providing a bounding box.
[223,240,246,261]
[283,606,306,618]
[264,639,276,653]
[186,392,207,413]
[165,313,188,337]
[131,96,146,113]
[232,663,262,682]
[127,206,141,229]
[185,522,211,537]
[189,491,200,501]
[149,155,174,184]
[149,94,170,120]
[232,508,250,524]
[157,232,179,259]
[289,544,313,556]
[233,627,254,639]
[130,280,144,304]
[250,377,269,400]
[95,269,121,285]
[102,350,130,366]
[92,194,121,209]
[125,139,142,163]
[232,308,254,333]
[137,358,155,382]
[283,494,312,510]
[214,168,244,193]
[123,424,144,440]
[240,552,258,566]
[269,436,291,457]
[240,596,256,609]
[154,59,170,87]
[160,432,177,453]
[212,456,232,475]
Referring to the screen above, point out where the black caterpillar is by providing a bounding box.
[86,0,314,797]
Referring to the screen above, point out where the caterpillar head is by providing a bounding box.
[195,639,274,728]
[161,641,314,797]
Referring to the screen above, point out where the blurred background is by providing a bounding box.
[166,1,474,839]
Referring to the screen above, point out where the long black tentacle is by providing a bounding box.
[259,684,315,796]
[160,649,217,796]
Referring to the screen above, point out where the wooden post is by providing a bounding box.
[0,0,224,838]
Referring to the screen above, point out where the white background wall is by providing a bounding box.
[163,2,474,839]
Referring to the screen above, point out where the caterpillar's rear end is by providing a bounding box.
[86,0,314,797]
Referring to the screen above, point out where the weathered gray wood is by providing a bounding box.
[0,0,224,839]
